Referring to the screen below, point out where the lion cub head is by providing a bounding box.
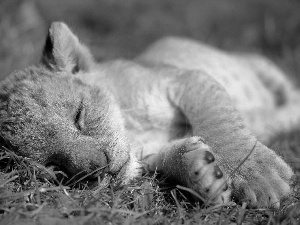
[0,22,138,182]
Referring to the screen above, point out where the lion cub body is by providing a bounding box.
[1,22,296,207]
[84,37,299,157]
[138,37,300,142]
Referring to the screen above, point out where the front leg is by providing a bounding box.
[146,136,230,205]
[168,70,293,207]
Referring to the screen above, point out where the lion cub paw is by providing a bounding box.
[229,145,294,208]
[182,137,230,204]
[161,137,230,205]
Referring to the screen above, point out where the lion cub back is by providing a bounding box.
[137,37,300,142]
[137,37,294,113]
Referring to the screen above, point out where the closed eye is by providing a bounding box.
[75,102,85,131]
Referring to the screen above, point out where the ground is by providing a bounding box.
[1,0,300,224]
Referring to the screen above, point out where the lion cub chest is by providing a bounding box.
[118,81,188,160]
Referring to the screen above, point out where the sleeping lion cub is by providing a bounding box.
[1,22,298,207]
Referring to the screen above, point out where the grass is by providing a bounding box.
[1,0,300,224]
[1,149,300,224]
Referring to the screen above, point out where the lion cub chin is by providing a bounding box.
[0,22,295,208]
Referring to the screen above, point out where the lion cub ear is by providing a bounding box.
[41,22,94,74]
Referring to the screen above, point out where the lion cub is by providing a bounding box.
[0,22,296,207]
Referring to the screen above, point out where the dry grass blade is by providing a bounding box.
[66,165,109,187]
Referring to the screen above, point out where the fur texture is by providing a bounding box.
[0,22,297,207]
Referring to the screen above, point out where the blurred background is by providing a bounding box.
[1,0,300,82]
